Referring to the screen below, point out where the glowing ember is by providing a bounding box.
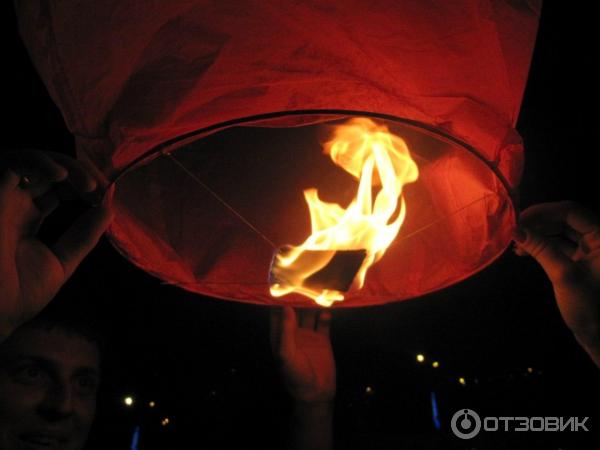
[269,118,419,306]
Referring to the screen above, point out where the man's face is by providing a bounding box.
[0,326,100,450]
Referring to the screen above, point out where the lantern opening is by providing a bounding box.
[109,112,516,307]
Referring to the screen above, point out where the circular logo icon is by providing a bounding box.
[451,409,481,439]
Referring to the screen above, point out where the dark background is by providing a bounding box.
[3,2,599,449]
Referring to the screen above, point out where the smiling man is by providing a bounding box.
[0,307,101,450]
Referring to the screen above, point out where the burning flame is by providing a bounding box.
[270,118,419,306]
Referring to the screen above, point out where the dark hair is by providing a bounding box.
[17,286,108,357]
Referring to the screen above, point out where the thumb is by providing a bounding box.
[514,227,574,283]
[51,205,114,279]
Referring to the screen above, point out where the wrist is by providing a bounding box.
[572,324,600,349]
[573,330,600,367]
[292,400,334,420]
[575,333,600,352]
[289,400,334,450]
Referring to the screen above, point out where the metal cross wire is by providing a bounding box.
[164,151,278,250]
[166,150,502,257]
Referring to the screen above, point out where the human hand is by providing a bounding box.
[514,201,600,363]
[0,150,113,340]
[270,306,336,403]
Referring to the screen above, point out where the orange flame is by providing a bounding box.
[270,118,419,306]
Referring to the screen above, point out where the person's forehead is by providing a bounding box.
[0,327,100,371]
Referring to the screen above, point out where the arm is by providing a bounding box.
[0,150,112,342]
[514,201,600,368]
[270,307,335,450]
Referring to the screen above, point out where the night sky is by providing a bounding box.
[3,2,599,449]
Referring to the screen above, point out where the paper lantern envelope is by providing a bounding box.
[15,0,540,307]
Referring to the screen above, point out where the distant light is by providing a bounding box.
[432,361,439,368]
[527,367,533,374]
[458,377,466,386]
[148,401,156,408]
[161,418,170,426]
[365,386,373,394]
[124,396,134,406]
[416,354,425,363]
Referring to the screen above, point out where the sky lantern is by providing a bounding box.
[15,1,541,307]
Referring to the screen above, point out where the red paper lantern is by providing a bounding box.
[15,1,540,307]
